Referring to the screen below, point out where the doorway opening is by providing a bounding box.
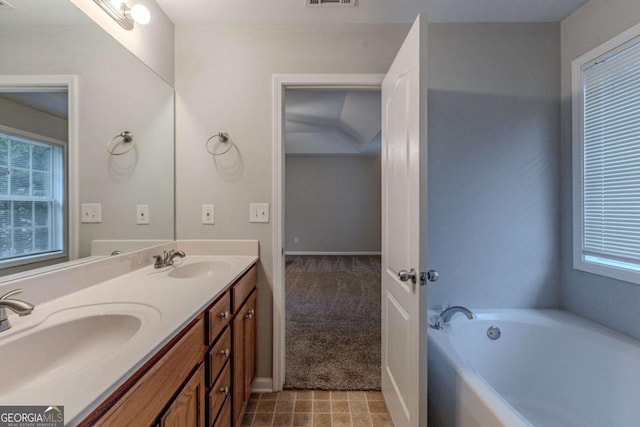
[272,74,385,392]
[283,87,382,390]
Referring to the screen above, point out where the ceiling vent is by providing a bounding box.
[0,0,14,10]
[306,0,355,7]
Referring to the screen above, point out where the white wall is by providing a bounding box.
[0,97,68,142]
[285,156,381,253]
[427,23,561,309]
[560,0,640,340]
[0,24,174,258]
[175,23,410,379]
[69,0,175,85]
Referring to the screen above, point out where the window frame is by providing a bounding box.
[0,126,68,269]
[0,75,78,275]
[572,22,640,285]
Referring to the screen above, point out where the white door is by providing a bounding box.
[381,14,428,427]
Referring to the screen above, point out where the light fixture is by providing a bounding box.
[93,0,151,30]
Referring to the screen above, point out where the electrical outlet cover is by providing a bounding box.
[202,204,215,224]
[249,203,269,223]
[136,204,150,225]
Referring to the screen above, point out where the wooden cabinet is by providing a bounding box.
[232,290,257,426]
[160,365,206,427]
[81,263,258,427]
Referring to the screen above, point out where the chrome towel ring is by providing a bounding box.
[206,131,233,156]
[106,131,135,155]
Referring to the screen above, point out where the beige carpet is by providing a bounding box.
[284,255,381,391]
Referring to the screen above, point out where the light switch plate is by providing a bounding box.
[81,203,102,223]
[249,203,269,223]
[202,204,215,224]
[136,204,150,225]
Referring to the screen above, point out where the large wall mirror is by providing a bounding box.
[0,0,174,278]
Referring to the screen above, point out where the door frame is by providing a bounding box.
[271,74,385,390]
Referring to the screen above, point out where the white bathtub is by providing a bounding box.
[427,309,640,427]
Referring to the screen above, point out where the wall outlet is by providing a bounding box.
[81,203,102,223]
[136,204,150,225]
[249,203,269,223]
[202,204,215,224]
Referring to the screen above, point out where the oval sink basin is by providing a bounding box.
[0,304,159,396]
[168,261,231,279]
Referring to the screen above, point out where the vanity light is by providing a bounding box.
[93,0,151,30]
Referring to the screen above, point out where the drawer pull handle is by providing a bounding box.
[245,309,254,320]
[219,311,229,320]
[220,348,230,358]
[220,386,230,395]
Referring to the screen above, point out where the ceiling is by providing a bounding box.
[285,89,380,156]
[0,91,69,120]
[155,0,588,25]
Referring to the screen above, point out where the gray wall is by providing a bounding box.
[560,0,640,340]
[427,23,561,309]
[175,23,411,380]
[285,156,381,253]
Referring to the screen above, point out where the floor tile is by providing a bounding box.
[276,400,295,413]
[349,401,369,414]
[331,391,349,401]
[365,392,383,401]
[351,414,372,427]
[367,401,387,414]
[262,392,280,400]
[257,400,277,412]
[313,400,331,413]
[292,413,313,426]
[348,392,366,401]
[313,413,333,426]
[331,401,349,413]
[241,412,255,427]
[332,413,352,427]
[370,413,393,427]
[296,391,314,400]
[294,400,313,413]
[254,412,275,426]
[247,400,259,413]
[273,412,293,427]
[314,391,332,400]
[279,391,297,400]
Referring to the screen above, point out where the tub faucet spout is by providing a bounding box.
[430,306,476,330]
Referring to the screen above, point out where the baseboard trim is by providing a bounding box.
[252,377,274,393]
[285,251,381,256]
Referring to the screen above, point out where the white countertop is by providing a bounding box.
[0,254,258,425]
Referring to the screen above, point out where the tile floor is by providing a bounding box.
[241,391,394,427]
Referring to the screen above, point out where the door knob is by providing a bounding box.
[398,268,417,284]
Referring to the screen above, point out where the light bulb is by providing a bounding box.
[129,4,151,25]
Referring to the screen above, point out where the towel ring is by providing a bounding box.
[206,131,233,156]
[106,131,135,156]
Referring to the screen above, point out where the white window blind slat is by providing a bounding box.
[582,36,640,265]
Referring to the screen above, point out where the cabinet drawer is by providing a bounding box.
[208,327,231,387]
[232,265,257,313]
[208,362,231,425]
[213,396,231,427]
[95,318,205,426]
[208,291,231,344]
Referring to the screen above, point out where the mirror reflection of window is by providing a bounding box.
[0,90,69,273]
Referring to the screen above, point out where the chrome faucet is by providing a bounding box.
[0,289,34,333]
[430,305,476,330]
[153,250,186,268]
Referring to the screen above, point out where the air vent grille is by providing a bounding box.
[306,0,355,7]
[0,0,15,10]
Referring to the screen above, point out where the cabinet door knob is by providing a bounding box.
[220,348,230,358]
[219,311,229,320]
[220,386,229,395]
[246,309,254,319]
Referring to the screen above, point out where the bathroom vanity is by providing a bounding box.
[0,240,259,427]
[80,264,257,427]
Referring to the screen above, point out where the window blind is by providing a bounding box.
[582,39,640,266]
